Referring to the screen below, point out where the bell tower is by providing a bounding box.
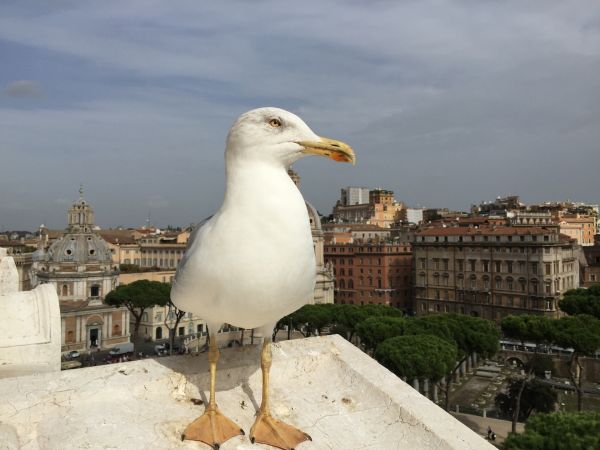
[67,185,95,232]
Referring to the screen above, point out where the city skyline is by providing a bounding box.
[1,1,599,230]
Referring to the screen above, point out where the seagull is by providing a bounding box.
[171,107,355,449]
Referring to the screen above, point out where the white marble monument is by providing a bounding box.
[0,335,493,449]
[0,248,61,378]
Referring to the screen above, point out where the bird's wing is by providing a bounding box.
[176,215,213,275]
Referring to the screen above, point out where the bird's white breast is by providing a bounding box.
[172,163,316,329]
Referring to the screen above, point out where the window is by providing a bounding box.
[531,262,538,274]
[469,260,476,271]
[495,261,501,273]
[507,277,513,290]
[507,262,513,274]
[178,327,185,336]
[483,261,489,272]
[443,259,449,270]
[457,259,464,271]
[545,263,551,275]
[495,277,502,289]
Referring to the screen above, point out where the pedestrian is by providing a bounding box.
[486,426,492,440]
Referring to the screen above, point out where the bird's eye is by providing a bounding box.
[269,118,282,128]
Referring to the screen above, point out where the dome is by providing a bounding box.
[305,201,322,232]
[32,248,46,261]
[45,233,113,264]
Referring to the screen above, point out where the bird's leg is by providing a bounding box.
[250,338,311,450]
[182,335,244,449]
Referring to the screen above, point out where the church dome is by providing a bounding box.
[305,201,322,232]
[46,233,113,264]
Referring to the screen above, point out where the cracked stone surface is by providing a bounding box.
[0,335,493,449]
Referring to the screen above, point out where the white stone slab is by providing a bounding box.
[0,282,61,378]
[0,249,19,295]
[0,335,493,449]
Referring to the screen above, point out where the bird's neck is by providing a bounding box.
[223,160,304,213]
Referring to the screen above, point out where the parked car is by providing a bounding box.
[108,342,134,357]
[67,350,80,359]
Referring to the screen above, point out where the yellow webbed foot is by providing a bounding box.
[182,408,244,449]
[250,412,311,450]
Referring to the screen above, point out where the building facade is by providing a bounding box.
[413,227,581,320]
[340,186,370,206]
[32,191,130,353]
[324,242,413,310]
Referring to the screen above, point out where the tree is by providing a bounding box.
[495,378,557,422]
[164,300,187,355]
[105,280,171,338]
[502,412,600,450]
[501,314,555,432]
[552,315,600,411]
[374,335,457,382]
[559,285,600,319]
[426,314,499,411]
[355,316,405,353]
[289,304,337,337]
[336,304,402,343]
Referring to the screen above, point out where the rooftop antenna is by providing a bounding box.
[79,183,84,201]
[146,210,151,229]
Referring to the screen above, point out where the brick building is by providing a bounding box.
[413,226,581,320]
[582,237,600,287]
[324,242,413,311]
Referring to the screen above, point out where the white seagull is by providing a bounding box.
[171,107,355,450]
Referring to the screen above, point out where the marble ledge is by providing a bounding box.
[0,335,493,450]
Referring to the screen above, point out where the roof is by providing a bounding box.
[416,226,558,237]
[97,229,137,244]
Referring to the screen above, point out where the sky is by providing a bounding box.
[1,1,599,231]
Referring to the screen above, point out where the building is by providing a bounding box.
[288,168,335,304]
[324,242,413,311]
[558,215,596,246]
[399,208,424,225]
[332,188,404,228]
[323,223,392,245]
[582,236,600,287]
[139,232,188,270]
[413,226,580,320]
[510,211,554,227]
[340,186,370,206]
[31,190,130,353]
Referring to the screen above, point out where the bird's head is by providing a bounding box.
[226,107,355,168]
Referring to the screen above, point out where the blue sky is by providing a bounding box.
[1,1,599,230]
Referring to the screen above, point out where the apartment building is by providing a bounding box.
[324,242,413,310]
[413,226,580,320]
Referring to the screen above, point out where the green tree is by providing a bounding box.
[501,314,555,432]
[355,316,405,353]
[495,378,557,422]
[552,315,600,411]
[336,304,402,343]
[428,314,499,411]
[105,280,171,338]
[374,335,458,382]
[502,412,600,450]
[559,285,600,319]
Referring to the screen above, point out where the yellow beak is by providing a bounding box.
[297,137,356,165]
